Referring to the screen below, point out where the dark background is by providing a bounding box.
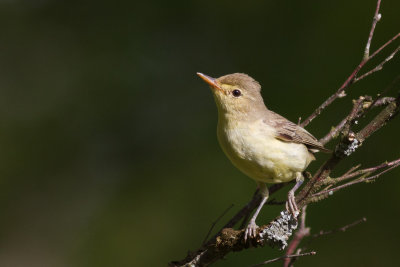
[0,0,399,266]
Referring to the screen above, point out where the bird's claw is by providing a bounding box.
[286,191,300,218]
[244,220,258,242]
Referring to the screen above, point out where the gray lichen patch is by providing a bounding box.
[258,211,298,250]
[343,139,359,156]
[335,132,360,158]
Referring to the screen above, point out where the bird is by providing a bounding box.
[197,72,329,241]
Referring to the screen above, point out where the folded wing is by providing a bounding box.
[264,111,331,153]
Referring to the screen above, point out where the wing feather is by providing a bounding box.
[264,111,331,153]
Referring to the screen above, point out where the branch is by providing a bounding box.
[368,32,400,61]
[202,204,234,246]
[356,96,400,143]
[170,211,299,267]
[355,45,400,82]
[320,96,366,146]
[319,96,395,145]
[333,157,400,184]
[205,183,288,246]
[298,93,399,207]
[311,159,400,200]
[281,217,367,267]
[301,0,399,128]
[300,217,367,251]
[310,217,367,239]
[283,206,310,267]
[250,251,316,267]
[363,0,382,60]
[169,184,289,266]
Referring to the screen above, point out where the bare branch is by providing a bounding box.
[283,206,310,267]
[319,117,348,146]
[319,95,396,145]
[300,63,365,128]
[205,183,288,246]
[363,0,382,60]
[301,217,367,251]
[311,217,367,238]
[313,160,400,199]
[356,45,400,82]
[250,251,316,267]
[319,96,366,145]
[335,157,400,183]
[299,94,399,206]
[169,211,299,267]
[356,96,400,143]
[202,204,234,246]
[301,2,400,128]
[342,164,362,177]
[369,32,400,60]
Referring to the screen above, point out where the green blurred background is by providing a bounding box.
[0,0,399,266]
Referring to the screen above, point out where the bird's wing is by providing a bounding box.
[264,111,331,153]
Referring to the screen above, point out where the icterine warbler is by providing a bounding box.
[197,72,329,241]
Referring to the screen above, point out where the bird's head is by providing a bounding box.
[197,72,266,117]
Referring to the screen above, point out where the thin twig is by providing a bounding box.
[369,32,400,60]
[357,77,400,120]
[205,183,288,246]
[342,164,362,177]
[301,3,400,128]
[301,217,367,251]
[356,95,400,143]
[371,77,400,116]
[300,62,366,128]
[283,206,310,267]
[312,161,400,199]
[202,204,234,245]
[335,157,400,183]
[356,45,400,82]
[364,165,399,181]
[250,251,316,267]
[207,192,260,243]
[363,0,382,60]
[319,96,366,145]
[320,95,396,145]
[311,217,367,238]
[300,93,399,206]
[319,117,348,145]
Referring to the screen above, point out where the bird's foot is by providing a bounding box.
[244,220,258,242]
[286,191,300,218]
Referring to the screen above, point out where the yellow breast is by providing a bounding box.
[217,118,314,184]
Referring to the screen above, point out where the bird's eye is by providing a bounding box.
[232,89,241,97]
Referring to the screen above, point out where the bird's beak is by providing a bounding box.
[197,72,223,93]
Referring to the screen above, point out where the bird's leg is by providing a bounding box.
[286,172,304,218]
[244,182,269,242]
